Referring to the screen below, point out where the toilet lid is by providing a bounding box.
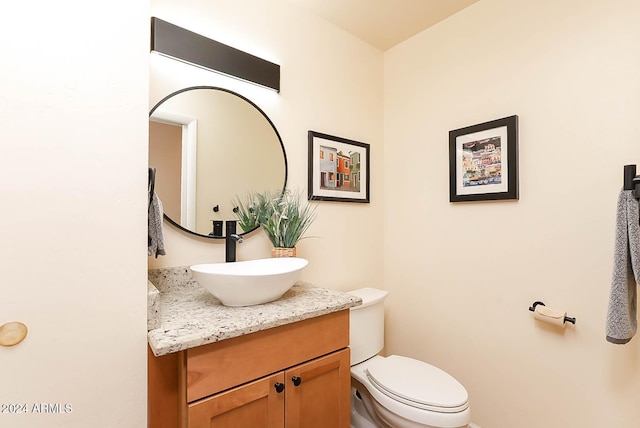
[365,355,469,413]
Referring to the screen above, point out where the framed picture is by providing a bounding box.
[308,131,370,203]
[449,115,519,202]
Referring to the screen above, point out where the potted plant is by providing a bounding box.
[234,189,317,257]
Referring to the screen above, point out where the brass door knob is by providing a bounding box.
[0,322,28,346]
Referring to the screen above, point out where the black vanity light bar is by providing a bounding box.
[150,17,280,92]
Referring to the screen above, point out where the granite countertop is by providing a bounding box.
[147,266,362,357]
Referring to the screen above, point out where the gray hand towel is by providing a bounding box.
[606,189,640,343]
[148,192,166,258]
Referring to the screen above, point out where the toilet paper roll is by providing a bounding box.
[533,305,566,327]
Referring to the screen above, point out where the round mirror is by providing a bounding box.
[149,86,287,238]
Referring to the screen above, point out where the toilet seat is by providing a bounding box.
[365,355,469,413]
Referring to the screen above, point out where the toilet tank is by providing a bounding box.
[347,288,388,365]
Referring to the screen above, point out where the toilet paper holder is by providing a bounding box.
[528,301,576,325]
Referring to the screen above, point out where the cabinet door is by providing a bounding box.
[285,348,351,428]
[188,372,285,428]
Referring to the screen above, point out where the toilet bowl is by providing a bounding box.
[348,288,471,428]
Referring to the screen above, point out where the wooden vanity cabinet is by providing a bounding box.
[148,310,351,428]
[190,349,349,428]
[189,371,285,427]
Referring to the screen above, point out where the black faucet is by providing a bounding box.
[225,220,243,262]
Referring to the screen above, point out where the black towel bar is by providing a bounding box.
[623,164,640,199]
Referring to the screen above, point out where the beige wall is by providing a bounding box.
[384,0,640,426]
[0,1,149,426]
[148,0,385,292]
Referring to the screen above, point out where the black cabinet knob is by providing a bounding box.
[291,376,302,386]
[274,382,285,393]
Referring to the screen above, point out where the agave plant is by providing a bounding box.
[233,192,266,232]
[233,190,317,248]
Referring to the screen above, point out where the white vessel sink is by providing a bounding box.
[190,257,309,307]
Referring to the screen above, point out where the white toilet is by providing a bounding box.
[348,288,471,428]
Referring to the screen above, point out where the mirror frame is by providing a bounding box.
[149,85,288,239]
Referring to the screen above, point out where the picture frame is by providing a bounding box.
[308,131,370,203]
[449,115,519,203]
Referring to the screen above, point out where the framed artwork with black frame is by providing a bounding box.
[449,115,519,202]
[308,131,370,203]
